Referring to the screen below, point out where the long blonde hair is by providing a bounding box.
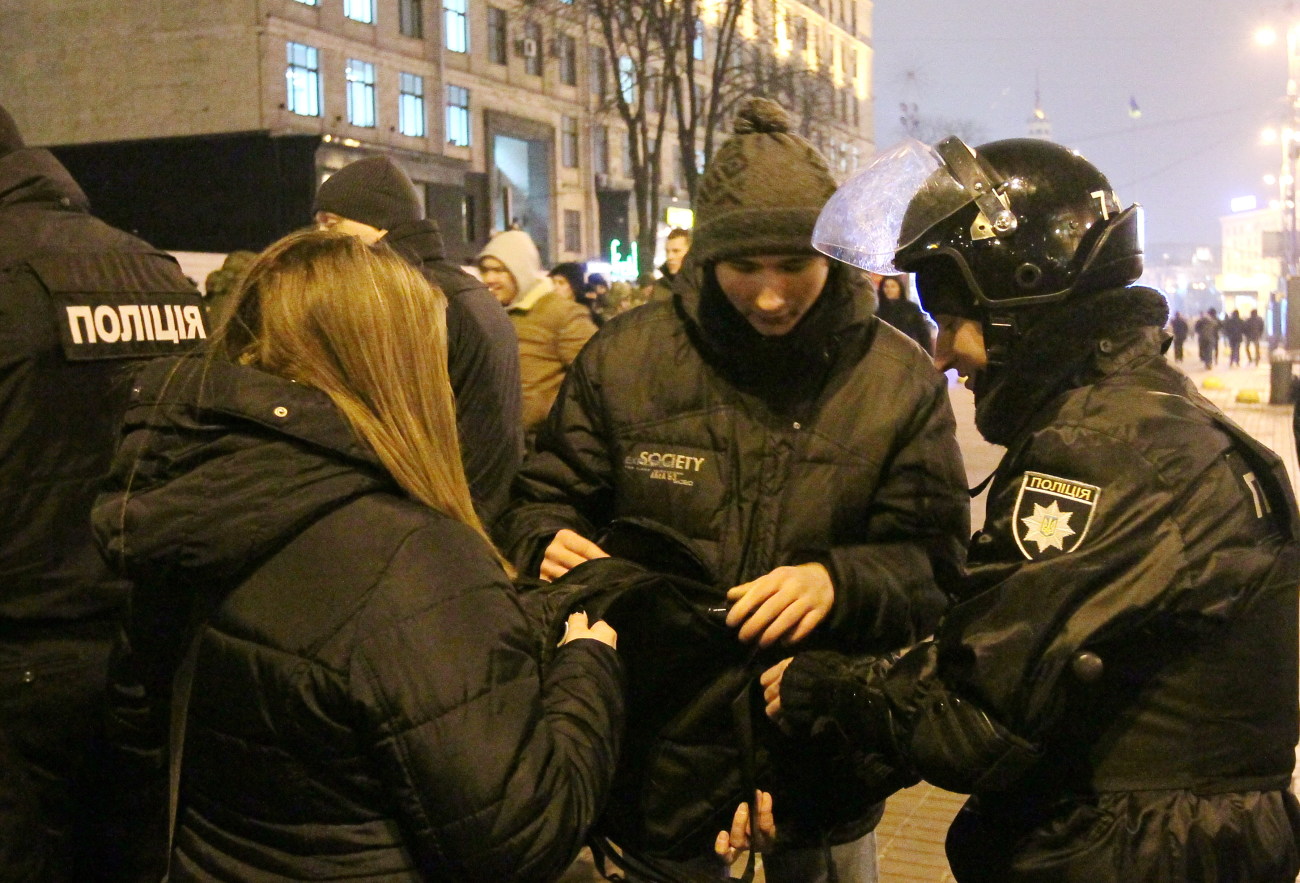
[216,229,498,559]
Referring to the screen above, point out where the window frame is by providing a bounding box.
[343,0,375,24]
[446,84,471,147]
[563,209,582,253]
[399,0,424,38]
[285,42,321,117]
[345,58,377,127]
[444,0,469,53]
[399,72,426,137]
[487,6,508,65]
[561,115,579,168]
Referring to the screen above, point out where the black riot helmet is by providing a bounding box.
[813,137,1144,321]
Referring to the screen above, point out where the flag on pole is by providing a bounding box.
[1128,96,1142,119]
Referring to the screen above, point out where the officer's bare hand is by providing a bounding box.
[540,529,609,581]
[725,563,834,647]
[559,610,617,649]
[759,657,794,720]
[715,790,775,865]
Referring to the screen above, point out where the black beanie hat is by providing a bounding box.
[690,97,838,265]
[0,105,26,159]
[313,156,422,231]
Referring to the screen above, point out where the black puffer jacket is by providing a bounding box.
[782,289,1300,881]
[0,146,200,620]
[93,356,623,882]
[383,220,523,525]
[498,260,969,653]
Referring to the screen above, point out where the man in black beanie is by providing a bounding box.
[497,98,968,882]
[0,103,206,879]
[315,155,522,523]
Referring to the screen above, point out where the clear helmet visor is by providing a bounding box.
[812,137,980,274]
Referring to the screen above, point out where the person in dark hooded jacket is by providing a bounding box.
[93,230,624,882]
[763,136,1300,882]
[0,104,204,879]
[496,98,969,882]
[315,155,523,524]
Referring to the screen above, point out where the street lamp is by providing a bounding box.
[1256,10,1300,339]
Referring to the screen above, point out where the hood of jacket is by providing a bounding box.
[93,356,395,589]
[478,229,545,298]
[0,147,90,214]
[382,218,447,265]
[669,254,877,394]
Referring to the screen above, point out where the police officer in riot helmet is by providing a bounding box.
[759,136,1300,881]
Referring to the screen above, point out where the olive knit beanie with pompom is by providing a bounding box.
[690,97,838,264]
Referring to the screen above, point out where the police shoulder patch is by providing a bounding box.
[1012,471,1101,561]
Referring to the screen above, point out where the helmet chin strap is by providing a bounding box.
[982,310,1020,371]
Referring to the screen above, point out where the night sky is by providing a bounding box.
[872,0,1287,250]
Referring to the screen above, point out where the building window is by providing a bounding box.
[344,0,374,23]
[559,34,577,86]
[291,0,317,5]
[399,73,425,137]
[399,0,423,37]
[590,46,607,100]
[593,125,608,175]
[564,209,581,253]
[346,59,376,127]
[444,0,468,53]
[523,22,543,76]
[623,129,633,177]
[561,115,579,168]
[488,7,507,65]
[285,42,320,117]
[446,84,470,146]
[693,19,704,60]
[618,54,636,105]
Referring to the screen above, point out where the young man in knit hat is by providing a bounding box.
[315,155,522,523]
[496,98,968,882]
[0,103,205,878]
[476,228,598,445]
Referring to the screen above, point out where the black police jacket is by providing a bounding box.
[782,318,1300,881]
[0,147,202,620]
[92,357,624,881]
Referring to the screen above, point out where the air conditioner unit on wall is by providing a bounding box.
[522,37,539,57]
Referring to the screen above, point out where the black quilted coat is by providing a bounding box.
[93,356,624,882]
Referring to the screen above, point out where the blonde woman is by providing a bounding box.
[93,230,622,882]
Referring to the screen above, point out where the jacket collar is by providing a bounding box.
[508,276,556,313]
[381,219,446,264]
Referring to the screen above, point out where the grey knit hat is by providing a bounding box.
[0,105,26,159]
[690,98,838,264]
[313,156,422,231]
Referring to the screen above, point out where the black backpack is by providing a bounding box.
[518,518,885,883]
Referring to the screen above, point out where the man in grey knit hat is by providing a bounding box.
[498,98,968,882]
[315,156,522,523]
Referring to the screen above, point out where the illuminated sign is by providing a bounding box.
[608,238,640,280]
[665,206,695,228]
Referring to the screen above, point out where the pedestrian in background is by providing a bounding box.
[1169,310,1188,363]
[1224,308,1245,367]
[496,97,969,883]
[1246,308,1266,365]
[94,229,624,881]
[652,226,692,302]
[315,155,522,523]
[0,104,205,879]
[873,274,934,354]
[478,229,598,445]
[1194,307,1220,369]
[550,260,601,326]
[768,135,1300,883]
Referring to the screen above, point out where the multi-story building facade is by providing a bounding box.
[0,0,874,268]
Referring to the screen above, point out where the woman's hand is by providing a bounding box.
[715,790,775,866]
[559,610,616,649]
[540,529,609,582]
[759,657,794,720]
[725,563,834,647]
